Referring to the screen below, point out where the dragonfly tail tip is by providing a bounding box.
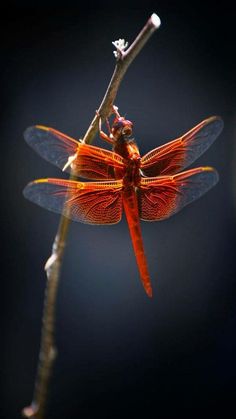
[145,285,153,298]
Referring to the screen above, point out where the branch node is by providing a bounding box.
[112,38,129,59]
[22,402,39,418]
[49,346,57,361]
[44,253,58,272]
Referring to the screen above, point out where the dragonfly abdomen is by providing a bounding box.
[122,187,152,297]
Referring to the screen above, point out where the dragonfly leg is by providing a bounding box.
[112,105,120,118]
[96,110,114,144]
[105,117,111,134]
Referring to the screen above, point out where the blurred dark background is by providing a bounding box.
[1,2,236,418]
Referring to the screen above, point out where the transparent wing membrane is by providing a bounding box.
[24,126,79,171]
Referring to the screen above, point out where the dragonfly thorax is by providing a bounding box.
[113,134,141,186]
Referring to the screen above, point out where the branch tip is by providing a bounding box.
[22,403,39,418]
[150,13,161,29]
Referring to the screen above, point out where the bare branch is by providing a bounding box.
[22,13,161,419]
[83,13,161,144]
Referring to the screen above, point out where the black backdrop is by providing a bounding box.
[1,2,236,418]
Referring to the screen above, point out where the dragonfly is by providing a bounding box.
[23,107,223,297]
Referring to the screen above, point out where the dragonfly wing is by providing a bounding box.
[24,125,125,180]
[73,142,125,180]
[23,178,123,224]
[141,116,223,176]
[138,167,219,221]
[24,125,79,171]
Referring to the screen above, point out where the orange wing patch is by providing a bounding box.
[23,178,123,224]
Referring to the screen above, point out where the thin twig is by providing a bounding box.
[22,13,161,419]
[83,13,161,144]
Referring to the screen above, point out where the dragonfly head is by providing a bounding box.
[112,116,133,140]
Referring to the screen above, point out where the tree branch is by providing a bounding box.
[83,13,161,144]
[22,13,161,419]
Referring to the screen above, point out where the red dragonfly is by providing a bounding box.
[23,108,223,297]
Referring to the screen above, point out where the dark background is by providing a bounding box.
[1,2,236,418]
